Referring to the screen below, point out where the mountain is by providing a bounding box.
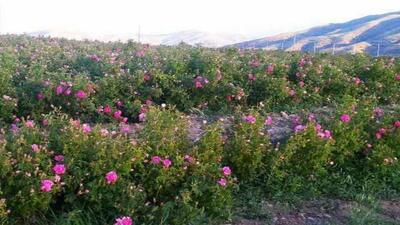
[28,30,250,48]
[158,30,250,48]
[233,11,400,56]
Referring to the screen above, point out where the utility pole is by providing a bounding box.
[313,42,316,54]
[137,25,141,43]
[377,42,381,57]
[0,4,2,35]
[332,43,336,55]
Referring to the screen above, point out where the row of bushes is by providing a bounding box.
[1,100,399,224]
[0,35,400,224]
[0,35,399,125]
[0,108,233,225]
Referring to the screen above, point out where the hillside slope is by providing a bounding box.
[233,11,400,56]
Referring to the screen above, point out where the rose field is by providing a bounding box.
[0,35,400,225]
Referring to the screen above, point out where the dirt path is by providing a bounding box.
[231,199,400,225]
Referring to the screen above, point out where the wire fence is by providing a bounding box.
[253,39,400,56]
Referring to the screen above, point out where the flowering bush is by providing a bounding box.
[0,141,9,225]
[365,115,400,194]
[224,112,272,183]
[134,107,234,224]
[0,35,399,121]
[0,121,54,220]
[1,35,400,224]
[268,123,334,196]
[0,108,234,224]
[0,52,17,125]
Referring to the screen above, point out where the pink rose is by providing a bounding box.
[114,216,133,225]
[120,124,130,134]
[267,64,274,74]
[114,110,123,120]
[75,90,87,100]
[41,179,54,192]
[56,85,64,95]
[247,73,256,81]
[105,171,118,184]
[104,105,112,114]
[100,128,109,137]
[82,123,92,133]
[195,81,203,89]
[264,116,273,126]
[218,178,227,187]
[36,92,44,100]
[294,125,306,133]
[354,77,362,85]
[53,164,66,175]
[163,159,172,168]
[54,155,64,162]
[138,112,146,122]
[144,73,151,81]
[25,120,35,128]
[340,114,351,123]
[222,166,232,176]
[151,156,162,164]
[243,115,256,124]
[116,101,123,108]
[31,144,40,153]
[63,88,72,96]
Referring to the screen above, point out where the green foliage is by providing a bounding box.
[269,123,334,197]
[0,108,234,224]
[224,112,272,183]
[1,34,400,224]
[0,123,53,221]
[0,52,17,125]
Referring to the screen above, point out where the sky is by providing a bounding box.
[0,0,399,38]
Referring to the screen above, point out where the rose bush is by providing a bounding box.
[0,35,400,224]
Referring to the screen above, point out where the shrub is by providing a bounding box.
[54,120,146,221]
[0,121,53,223]
[0,194,7,225]
[0,108,234,224]
[0,140,9,225]
[1,34,400,224]
[366,117,400,195]
[269,123,334,197]
[135,107,234,224]
[0,52,17,125]
[224,112,272,184]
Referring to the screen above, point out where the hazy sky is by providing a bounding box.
[0,0,399,37]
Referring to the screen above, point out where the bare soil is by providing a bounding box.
[231,199,400,225]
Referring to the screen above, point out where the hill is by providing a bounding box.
[233,11,400,55]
